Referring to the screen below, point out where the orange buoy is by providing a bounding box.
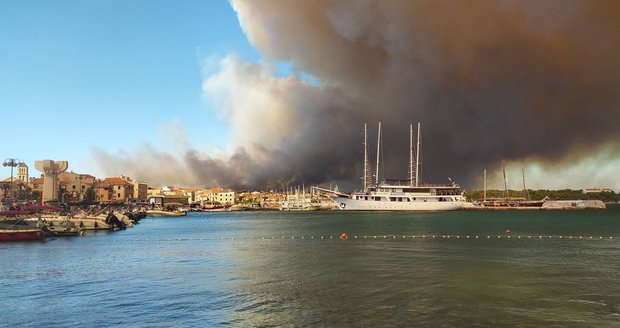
[340,232,348,239]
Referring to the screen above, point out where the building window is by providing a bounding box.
[118,193,121,198]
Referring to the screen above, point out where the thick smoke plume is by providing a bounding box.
[95,0,620,190]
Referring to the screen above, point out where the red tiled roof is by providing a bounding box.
[32,178,44,184]
[102,178,130,186]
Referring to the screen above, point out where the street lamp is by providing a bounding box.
[3,158,21,201]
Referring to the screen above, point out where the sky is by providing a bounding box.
[1,1,619,191]
[0,0,253,172]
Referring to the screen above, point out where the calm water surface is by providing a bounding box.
[1,208,619,327]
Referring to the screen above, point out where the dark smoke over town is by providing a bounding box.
[94,0,620,190]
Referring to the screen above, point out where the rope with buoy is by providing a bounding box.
[113,234,615,243]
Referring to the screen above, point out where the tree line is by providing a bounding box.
[464,189,620,203]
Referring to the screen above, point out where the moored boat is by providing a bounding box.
[146,209,187,217]
[320,122,466,211]
[0,227,43,242]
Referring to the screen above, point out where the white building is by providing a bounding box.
[214,191,235,205]
[584,188,614,193]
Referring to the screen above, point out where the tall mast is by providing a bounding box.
[409,124,414,187]
[375,122,381,186]
[415,122,421,187]
[483,169,487,202]
[502,161,508,200]
[362,123,371,192]
[522,168,530,201]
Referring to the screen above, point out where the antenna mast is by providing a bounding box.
[415,122,421,187]
[375,122,381,186]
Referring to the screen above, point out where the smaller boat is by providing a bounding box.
[42,219,81,237]
[229,204,248,211]
[280,200,321,211]
[145,209,187,217]
[0,227,43,242]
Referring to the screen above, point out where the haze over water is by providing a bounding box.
[2,209,619,327]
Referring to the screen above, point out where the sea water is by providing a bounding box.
[1,207,619,327]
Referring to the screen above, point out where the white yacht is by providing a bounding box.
[325,122,466,211]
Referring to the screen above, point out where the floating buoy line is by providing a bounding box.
[115,234,615,243]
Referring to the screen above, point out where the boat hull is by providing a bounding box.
[0,229,43,242]
[333,197,464,211]
[146,210,187,217]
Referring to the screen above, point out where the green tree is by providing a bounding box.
[84,187,97,202]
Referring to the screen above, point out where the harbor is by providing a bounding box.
[2,209,619,327]
[3,1,619,326]
[0,202,147,241]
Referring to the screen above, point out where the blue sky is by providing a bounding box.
[0,0,255,176]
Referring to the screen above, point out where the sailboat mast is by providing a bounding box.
[483,169,487,202]
[502,161,508,200]
[522,168,530,201]
[409,124,413,187]
[376,122,381,186]
[363,123,371,192]
[415,122,421,187]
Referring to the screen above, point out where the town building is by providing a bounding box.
[120,175,148,202]
[17,162,29,182]
[214,190,235,205]
[30,177,44,195]
[147,195,190,210]
[584,188,614,193]
[189,187,236,207]
[95,177,134,203]
[58,172,96,201]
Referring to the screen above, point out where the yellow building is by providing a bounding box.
[120,176,148,202]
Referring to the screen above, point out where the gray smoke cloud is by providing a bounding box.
[93,0,620,191]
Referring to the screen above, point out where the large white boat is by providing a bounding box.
[323,122,466,211]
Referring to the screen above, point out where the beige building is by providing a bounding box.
[133,181,148,202]
[120,176,148,202]
[17,163,29,182]
[57,172,96,201]
[96,177,134,203]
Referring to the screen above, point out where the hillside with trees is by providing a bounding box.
[464,189,620,203]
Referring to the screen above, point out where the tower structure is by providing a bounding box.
[35,160,68,203]
[17,162,29,182]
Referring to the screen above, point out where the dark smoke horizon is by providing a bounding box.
[94,0,620,191]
